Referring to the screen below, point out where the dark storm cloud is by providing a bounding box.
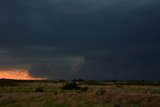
[0,0,160,80]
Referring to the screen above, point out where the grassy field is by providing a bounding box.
[0,79,160,107]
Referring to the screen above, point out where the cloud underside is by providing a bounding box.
[0,0,160,80]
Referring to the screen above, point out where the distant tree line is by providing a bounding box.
[0,78,160,86]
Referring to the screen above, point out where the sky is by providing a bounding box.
[0,0,160,80]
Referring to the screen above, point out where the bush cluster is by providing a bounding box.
[0,79,18,87]
[61,82,88,92]
[35,87,44,92]
[96,88,106,95]
[61,82,80,90]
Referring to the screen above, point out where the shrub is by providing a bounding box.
[96,88,106,95]
[0,79,18,87]
[80,87,89,92]
[35,87,44,92]
[61,82,80,90]
[116,84,124,88]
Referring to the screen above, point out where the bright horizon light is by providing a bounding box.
[0,69,47,80]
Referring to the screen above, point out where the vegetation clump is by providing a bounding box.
[80,87,89,92]
[35,87,44,92]
[61,82,89,92]
[116,84,124,88]
[96,88,106,95]
[0,79,19,87]
[61,82,80,90]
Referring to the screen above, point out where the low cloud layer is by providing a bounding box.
[0,0,160,80]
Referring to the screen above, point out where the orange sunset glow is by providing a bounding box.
[0,69,47,80]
